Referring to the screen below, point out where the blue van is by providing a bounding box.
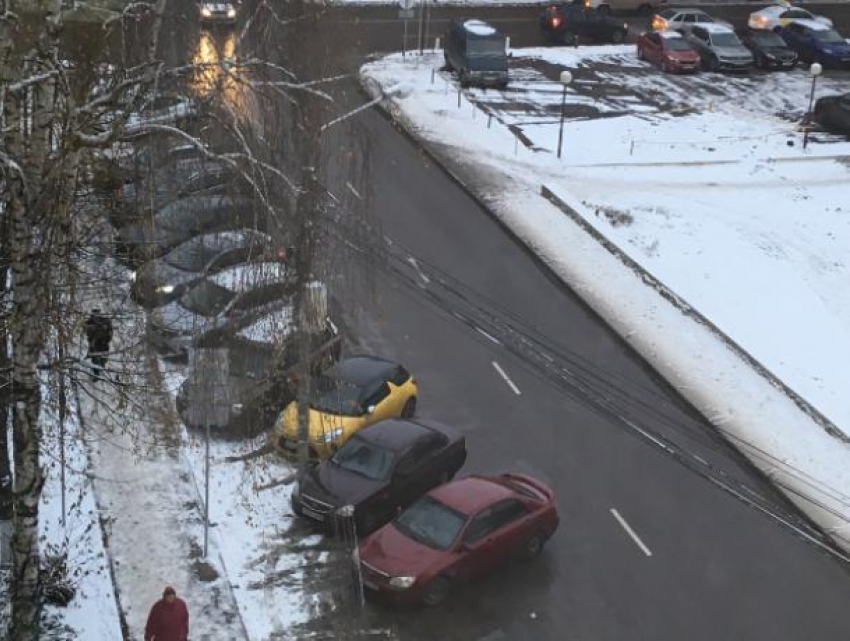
[444,19,509,88]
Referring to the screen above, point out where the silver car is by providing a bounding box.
[683,24,754,72]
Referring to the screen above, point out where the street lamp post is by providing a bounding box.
[556,70,573,160]
[803,62,823,150]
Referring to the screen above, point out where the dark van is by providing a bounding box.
[444,19,509,88]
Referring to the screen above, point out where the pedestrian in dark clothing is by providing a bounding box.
[84,308,113,378]
[145,586,189,641]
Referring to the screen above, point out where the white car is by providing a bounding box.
[651,9,732,34]
[748,5,832,32]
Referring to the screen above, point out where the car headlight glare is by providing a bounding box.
[227,7,236,17]
[129,271,137,282]
[157,284,175,294]
[389,576,416,590]
[201,7,212,16]
[315,427,344,444]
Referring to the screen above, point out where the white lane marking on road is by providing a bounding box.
[406,257,430,285]
[610,508,652,557]
[492,361,521,396]
[346,182,362,200]
[476,327,502,346]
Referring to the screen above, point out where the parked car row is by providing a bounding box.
[110,126,341,435]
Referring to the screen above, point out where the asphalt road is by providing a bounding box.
[147,3,850,639]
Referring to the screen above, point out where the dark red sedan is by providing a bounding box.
[358,473,558,606]
[637,30,700,73]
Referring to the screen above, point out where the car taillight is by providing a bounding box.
[551,16,562,27]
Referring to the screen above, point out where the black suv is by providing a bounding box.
[540,2,629,45]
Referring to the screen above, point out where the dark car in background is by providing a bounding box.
[292,419,467,535]
[359,474,559,606]
[176,312,341,435]
[131,229,279,307]
[443,19,509,88]
[115,195,263,264]
[779,20,850,67]
[541,3,629,45]
[637,30,700,73]
[814,93,850,135]
[682,24,754,71]
[146,261,290,357]
[739,28,798,69]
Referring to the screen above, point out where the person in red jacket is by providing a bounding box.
[145,586,189,641]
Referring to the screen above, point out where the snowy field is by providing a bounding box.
[362,49,850,549]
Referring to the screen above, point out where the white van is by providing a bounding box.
[584,0,665,15]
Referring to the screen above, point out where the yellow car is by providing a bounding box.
[275,355,418,459]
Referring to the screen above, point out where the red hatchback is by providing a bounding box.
[358,473,559,606]
[637,30,700,73]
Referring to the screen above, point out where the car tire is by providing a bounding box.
[443,53,453,71]
[401,397,417,418]
[522,532,547,561]
[661,60,669,73]
[637,46,644,61]
[611,30,625,45]
[707,56,720,72]
[421,576,451,607]
[459,70,470,88]
[561,30,577,47]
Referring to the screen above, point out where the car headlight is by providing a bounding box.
[389,576,416,590]
[227,7,236,17]
[129,271,137,282]
[315,427,344,444]
[201,7,212,16]
[157,284,175,294]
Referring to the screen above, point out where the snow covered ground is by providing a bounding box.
[361,49,850,550]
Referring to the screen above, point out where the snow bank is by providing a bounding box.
[361,50,850,552]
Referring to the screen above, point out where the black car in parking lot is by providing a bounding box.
[115,195,263,264]
[541,3,629,45]
[739,28,798,69]
[292,419,467,535]
[443,18,509,88]
[814,93,850,135]
[131,229,279,307]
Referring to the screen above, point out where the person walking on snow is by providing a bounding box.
[84,308,113,378]
[145,586,189,641]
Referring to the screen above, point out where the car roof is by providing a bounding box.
[328,355,399,386]
[791,18,829,30]
[429,475,515,516]
[462,19,498,37]
[675,9,710,17]
[357,419,435,452]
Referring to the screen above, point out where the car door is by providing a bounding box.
[646,33,662,63]
[456,499,532,578]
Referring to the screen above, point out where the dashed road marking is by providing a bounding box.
[346,182,362,200]
[610,508,652,557]
[492,360,521,396]
[406,257,430,285]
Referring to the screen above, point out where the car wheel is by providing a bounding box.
[443,53,453,72]
[401,397,417,418]
[522,533,547,561]
[637,46,644,60]
[421,576,451,607]
[611,30,625,45]
[459,70,470,88]
[561,30,577,47]
[707,56,720,72]
[661,60,669,73]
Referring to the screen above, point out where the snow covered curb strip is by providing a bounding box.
[360,67,850,553]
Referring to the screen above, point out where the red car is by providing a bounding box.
[358,473,559,606]
[637,30,700,73]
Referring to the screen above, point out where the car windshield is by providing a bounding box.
[467,38,506,56]
[752,31,787,47]
[394,496,467,551]
[711,32,742,47]
[308,374,364,416]
[694,13,713,22]
[331,436,395,481]
[165,238,227,271]
[180,280,235,315]
[665,37,692,50]
[783,9,812,20]
[810,28,843,43]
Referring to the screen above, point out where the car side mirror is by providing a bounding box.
[365,404,376,415]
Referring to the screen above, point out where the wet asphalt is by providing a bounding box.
[97,1,850,639]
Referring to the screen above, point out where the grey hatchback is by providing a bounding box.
[683,23,754,71]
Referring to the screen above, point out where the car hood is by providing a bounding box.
[303,462,386,507]
[762,45,795,57]
[278,401,364,441]
[360,523,448,578]
[713,46,751,59]
[667,49,699,60]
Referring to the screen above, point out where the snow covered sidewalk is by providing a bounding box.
[78,293,248,640]
[361,50,850,552]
